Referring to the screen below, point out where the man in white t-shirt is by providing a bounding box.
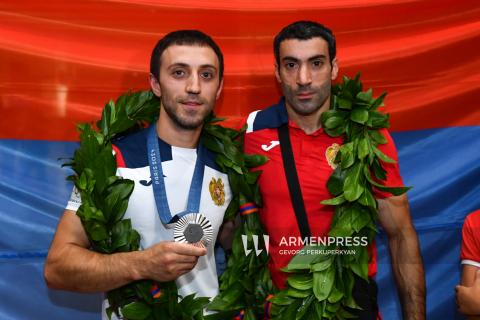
[44,30,231,319]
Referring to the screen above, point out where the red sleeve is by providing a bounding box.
[372,129,404,198]
[461,210,480,263]
[112,144,126,168]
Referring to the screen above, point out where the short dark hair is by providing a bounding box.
[150,30,224,80]
[273,21,336,65]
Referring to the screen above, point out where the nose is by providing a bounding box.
[186,74,201,94]
[296,64,312,86]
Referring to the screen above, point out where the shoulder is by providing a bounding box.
[464,210,480,230]
[378,128,397,148]
[461,210,480,264]
[245,99,289,133]
[376,128,399,160]
[202,144,225,174]
[112,128,149,168]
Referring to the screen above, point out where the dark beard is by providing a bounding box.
[162,101,205,130]
[283,81,331,116]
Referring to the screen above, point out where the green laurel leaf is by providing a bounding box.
[321,194,346,206]
[326,167,347,196]
[121,301,152,320]
[313,267,335,301]
[350,107,369,124]
[373,145,396,164]
[357,137,370,160]
[287,274,314,291]
[368,129,387,144]
[356,88,373,103]
[343,163,365,201]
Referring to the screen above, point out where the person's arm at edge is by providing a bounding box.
[378,194,426,320]
[456,211,480,318]
[44,210,206,293]
[217,216,241,251]
[457,267,480,318]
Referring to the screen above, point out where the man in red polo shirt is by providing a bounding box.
[244,21,425,319]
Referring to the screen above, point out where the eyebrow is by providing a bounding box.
[281,54,327,62]
[168,62,217,71]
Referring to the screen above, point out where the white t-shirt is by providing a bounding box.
[67,128,231,319]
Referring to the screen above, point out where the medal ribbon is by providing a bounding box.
[147,123,205,224]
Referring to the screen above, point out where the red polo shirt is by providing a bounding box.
[461,210,480,267]
[243,99,404,288]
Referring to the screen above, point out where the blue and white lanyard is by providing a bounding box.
[146,123,205,224]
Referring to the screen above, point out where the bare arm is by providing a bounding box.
[44,210,206,293]
[217,215,241,251]
[378,194,425,320]
[456,267,480,318]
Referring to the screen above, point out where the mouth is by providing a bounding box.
[179,100,204,109]
[181,100,203,106]
[296,92,314,100]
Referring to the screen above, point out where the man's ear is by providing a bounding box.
[215,79,224,100]
[149,73,161,97]
[331,58,339,81]
[274,63,281,83]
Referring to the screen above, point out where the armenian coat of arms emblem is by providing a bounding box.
[325,143,341,170]
[209,177,225,206]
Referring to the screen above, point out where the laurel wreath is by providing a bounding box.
[65,74,408,320]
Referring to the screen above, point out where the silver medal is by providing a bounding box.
[173,213,213,247]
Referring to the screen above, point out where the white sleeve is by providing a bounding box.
[461,259,480,268]
[65,185,82,212]
[246,110,260,133]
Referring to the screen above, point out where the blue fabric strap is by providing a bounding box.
[147,123,205,224]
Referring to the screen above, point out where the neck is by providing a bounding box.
[286,98,330,135]
[156,108,202,148]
